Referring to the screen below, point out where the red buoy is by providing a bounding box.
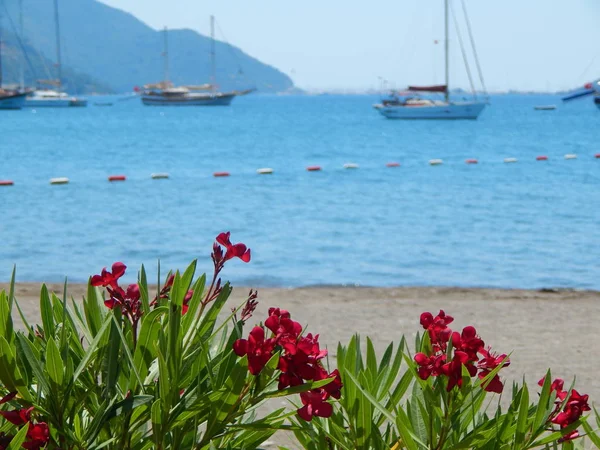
[108,175,126,181]
[213,172,230,177]
[465,159,478,164]
[386,162,400,167]
[595,153,600,159]
[0,180,14,186]
[306,166,322,172]
[536,156,548,161]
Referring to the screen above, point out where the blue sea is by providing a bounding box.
[1,94,599,289]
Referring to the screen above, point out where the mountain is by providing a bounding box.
[2,0,294,93]
[0,32,114,93]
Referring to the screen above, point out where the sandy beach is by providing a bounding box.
[2,282,599,447]
[3,282,598,401]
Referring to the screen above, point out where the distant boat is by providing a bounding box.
[141,17,253,107]
[534,105,557,111]
[24,0,87,108]
[562,79,600,110]
[373,0,487,120]
[0,7,26,109]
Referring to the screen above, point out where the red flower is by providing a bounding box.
[0,407,33,425]
[182,290,194,315]
[551,389,591,441]
[233,326,276,375]
[277,333,328,389]
[477,348,510,393]
[216,232,251,263]
[91,262,126,289]
[265,308,302,339]
[414,352,446,380]
[297,390,333,421]
[23,422,50,450]
[451,326,484,362]
[441,351,469,391]
[315,368,343,400]
[420,310,453,349]
[0,392,16,404]
[538,376,567,401]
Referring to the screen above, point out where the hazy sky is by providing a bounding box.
[99,0,600,92]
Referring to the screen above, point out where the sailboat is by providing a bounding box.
[562,79,600,110]
[24,0,87,107]
[141,17,252,106]
[373,0,486,120]
[0,7,27,109]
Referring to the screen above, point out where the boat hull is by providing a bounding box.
[0,92,27,110]
[141,93,235,106]
[374,102,486,120]
[25,98,88,107]
[594,96,600,110]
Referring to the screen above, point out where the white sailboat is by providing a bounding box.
[25,0,87,107]
[141,17,252,107]
[374,0,486,120]
[0,7,27,109]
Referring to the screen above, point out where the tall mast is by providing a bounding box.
[0,7,3,88]
[53,0,62,87]
[163,26,169,83]
[19,0,24,90]
[210,15,215,92]
[444,0,449,103]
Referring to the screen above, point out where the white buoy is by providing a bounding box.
[564,154,577,160]
[429,159,443,165]
[504,158,518,163]
[257,168,274,174]
[151,173,170,179]
[50,177,69,185]
[343,163,359,169]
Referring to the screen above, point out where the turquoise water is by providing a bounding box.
[1,94,600,288]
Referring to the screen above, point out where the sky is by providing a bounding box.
[99,0,600,92]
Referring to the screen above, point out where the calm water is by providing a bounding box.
[1,94,599,289]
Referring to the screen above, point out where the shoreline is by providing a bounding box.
[2,282,599,409]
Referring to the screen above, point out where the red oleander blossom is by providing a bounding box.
[23,422,50,450]
[477,348,510,393]
[297,390,333,422]
[315,368,343,400]
[233,326,276,375]
[182,289,194,315]
[441,351,469,391]
[216,232,251,263]
[414,352,447,380]
[551,389,591,441]
[0,407,33,426]
[420,310,453,349]
[0,392,16,405]
[451,326,484,362]
[265,308,302,339]
[90,262,126,289]
[538,376,567,401]
[277,333,328,389]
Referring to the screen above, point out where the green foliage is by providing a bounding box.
[296,333,600,450]
[0,261,308,449]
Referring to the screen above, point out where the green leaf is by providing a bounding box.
[581,419,600,448]
[40,284,55,337]
[513,385,530,447]
[46,337,64,387]
[72,314,113,383]
[84,281,104,337]
[0,293,13,344]
[7,424,28,450]
[15,334,50,395]
[533,370,552,434]
[0,336,32,401]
